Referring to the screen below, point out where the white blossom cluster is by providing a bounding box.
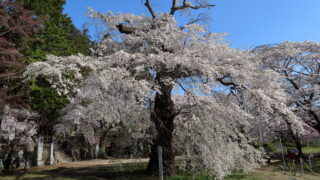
[56,65,152,144]
[0,105,38,147]
[173,95,260,177]
[23,54,97,97]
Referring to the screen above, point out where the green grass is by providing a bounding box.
[0,171,262,180]
[0,164,262,180]
[273,143,320,155]
[224,173,262,180]
[302,146,320,154]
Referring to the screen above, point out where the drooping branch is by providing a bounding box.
[170,0,215,16]
[145,0,156,19]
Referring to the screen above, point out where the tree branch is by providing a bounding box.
[145,0,156,19]
[170,0,178,15]
[170,0,215,16]
[0,30,11,37]
[283,70,300,90]
[216,74,237,87]
[116,24,135,34]
[179,18,202,30]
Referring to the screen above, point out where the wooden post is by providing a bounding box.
[279,137,286,169]
[24,158,29,173]
[308,154,312,169]
[292,159,296,176]
[0,158,3,170]
[158,146,163,180]
[300,157,304,175]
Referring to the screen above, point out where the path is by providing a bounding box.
[29,158,150,171]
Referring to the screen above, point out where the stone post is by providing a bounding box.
[36,136,44,166]
[15,150,24,168]
[49,136,55,165]
[95,143,99,158]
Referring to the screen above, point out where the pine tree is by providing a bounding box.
[18,0,91,63]
[17,0,91,135]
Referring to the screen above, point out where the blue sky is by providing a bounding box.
[64,0,320,49]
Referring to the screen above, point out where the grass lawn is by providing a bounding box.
[274,144,320,154]
[302,146,320,154]
[1,160,320,180]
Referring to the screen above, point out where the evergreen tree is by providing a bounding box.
[18,0,91,63]
[17,0,91,135]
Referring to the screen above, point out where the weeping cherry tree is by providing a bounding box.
[24,0,303,178]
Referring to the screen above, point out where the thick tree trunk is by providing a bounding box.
[147,83,176,176]
[2,141,19,173]
[292,134,304,158]
[284,118,304,158]
[3,150,13,173]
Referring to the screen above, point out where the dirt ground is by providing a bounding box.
[29,158,150,170]
[1,158,320,180]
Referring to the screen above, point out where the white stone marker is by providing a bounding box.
[36,136,44,166]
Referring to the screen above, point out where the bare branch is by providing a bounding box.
[179,18,202,30]
[170,0,215,16]
[180,13,210,29]
[170,0,177,15]
[0,30,11,37]
[178,82,187,92]
[145,0,156,19]
[216,74,237,87]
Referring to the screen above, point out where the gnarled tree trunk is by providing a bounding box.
[284,117,304,158]
[292,133,304,158]
[147,82,176,176]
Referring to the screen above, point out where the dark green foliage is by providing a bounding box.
[264,142,277,153]
[13,0,92,135]
[28,79,69,121]
[27,78,69,135]
[18,0,91,63]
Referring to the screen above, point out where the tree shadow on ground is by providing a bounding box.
[3,163,159,180]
